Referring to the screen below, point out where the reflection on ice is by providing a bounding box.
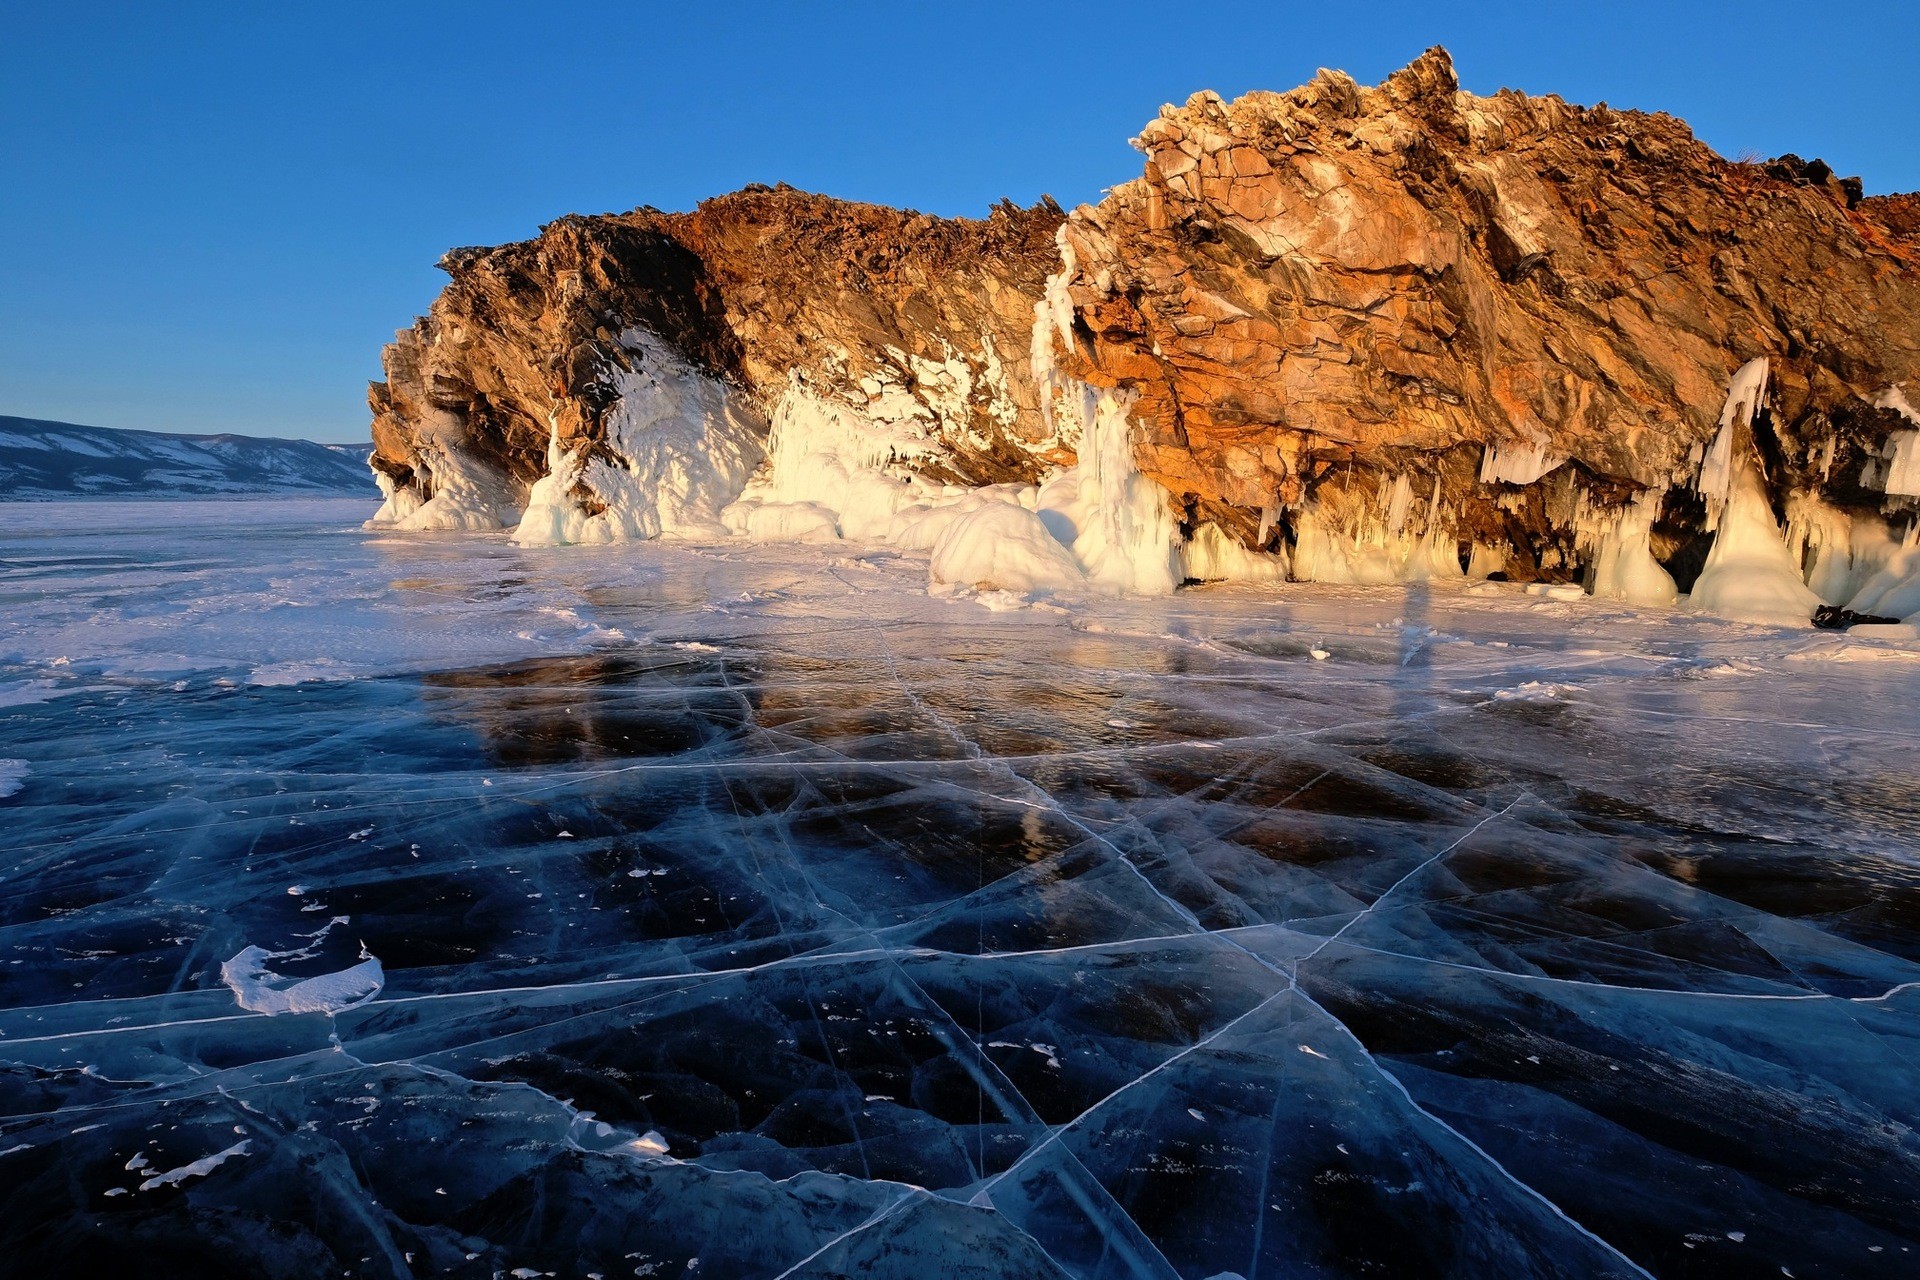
[1,501,1918,1277]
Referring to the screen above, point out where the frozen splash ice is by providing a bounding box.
[1588,493,1678,606]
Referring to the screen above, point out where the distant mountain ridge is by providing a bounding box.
[0,415,378,499]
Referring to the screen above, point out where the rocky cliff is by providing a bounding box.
[367,49,1920,621]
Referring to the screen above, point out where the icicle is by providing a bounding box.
[1478,438,1566,486]
[1695,357,1769,528]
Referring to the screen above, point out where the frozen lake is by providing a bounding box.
[2,499,1917,1278]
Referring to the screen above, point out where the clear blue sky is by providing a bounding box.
[4,1,1916,443]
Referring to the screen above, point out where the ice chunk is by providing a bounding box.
[138,1140,251,1191]
[0,759,26,800]
[625,1131,670,1157]
[220,943,385,1017]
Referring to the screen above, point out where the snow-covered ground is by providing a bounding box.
[2,499,1917,1277]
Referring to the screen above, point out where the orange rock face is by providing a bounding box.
[1043,48,1920,527]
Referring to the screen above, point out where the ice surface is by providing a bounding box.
[2,501,1918,1278]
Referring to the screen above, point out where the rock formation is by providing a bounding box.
[366,48,1920,622]
[367,191,1064,533]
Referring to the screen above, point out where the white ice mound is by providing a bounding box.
[1689,360,1819,626]
[514,331,765,546]
[221,941,385,1017]
[1691,466,1820,626]
[367,408,522,532]
[1845,537,1920,622]
[722,498,842,543]
[139,1140,252,1191]
[930,500,1086,596]
[1589,495,1678,606]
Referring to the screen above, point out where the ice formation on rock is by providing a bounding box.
[354,55,1920,630]
[720,378,944,545]
[1587,494,1679,606]
[1479,439,1567,487]
[1042,383,1181,595]
[367,407,520,532]
[512,333,764,546]
[1288,479,1463,586]
[1689,363,1822,625]
[1179,521,1288,583]
[1842,525,1920,622]
[1862,390,1920,499]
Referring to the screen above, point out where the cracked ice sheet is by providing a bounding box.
[1,503,1918,1278]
